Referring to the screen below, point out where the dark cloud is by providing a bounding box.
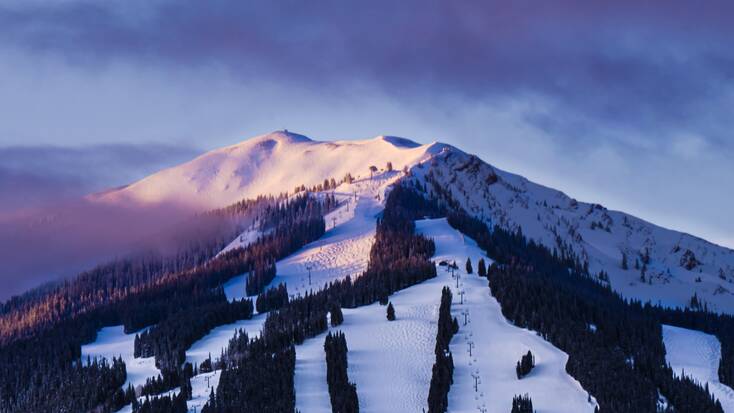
[2,0,734,142]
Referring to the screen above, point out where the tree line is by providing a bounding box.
[0,194,326,413]
[325,331,359,413]
[427,286,459,413]
[201,183,439,412]
[447,209,724,413]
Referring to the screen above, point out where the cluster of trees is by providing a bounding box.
[138,362,196,399]
[202,183,440,412]
[511,394,534,413]
[427,287,459,413]
[0,347,132,413]
[202,336,297,413]
[131,392,189,413]
[243,195,328,296]
[134,293,253,372]
[516,351,535,379]
[324,331,359,413]
[446,209,724,412]
[0,195,283,345]
[256,283,289,313]
[245,260,277,296]
[0,194,330,412]
[294,176,352,194]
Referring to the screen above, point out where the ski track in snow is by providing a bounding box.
[295,218,596,413]
[663,325,734,412]
[222,176,390,303]
[426,218,596,413]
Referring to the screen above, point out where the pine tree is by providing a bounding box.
[511,394,533,413]
[621,252,628,270]
[331,304,344,327]
[516,351,535,379]
[386,302,396,321]
[465,258,473,274]
[478,258,487,277]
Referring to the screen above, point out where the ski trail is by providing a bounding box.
[663,324,734,412]
[416,218,596,413]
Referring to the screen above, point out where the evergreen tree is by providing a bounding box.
[511,394,533,413]
[324,331,359,413]
[386,302,396,321]
[331,304,344,327]
[478,258,487,277]
[427,287,458,413]
[465,258,473,274]
[516,351,535,379]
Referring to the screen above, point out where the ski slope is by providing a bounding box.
[423,219,596,413]
[662,325,734,412]
[293,218,596,413]
[81,325,161,391]
[222,173,395,302]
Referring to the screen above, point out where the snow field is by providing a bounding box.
[293,218,596,413]
[416,218,596,413]
[662,325,734,412]
[222,174,395,303]
[81,325,161,391]
[295,271,444,412]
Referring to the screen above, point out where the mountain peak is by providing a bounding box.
[246,130,314,145]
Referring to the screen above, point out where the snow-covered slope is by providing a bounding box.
[662,325,734,412]
[81,326,161,391]
[95,130,734,314]
[409,147,734,313]
[95,131,444,209]
[77,127,734,411]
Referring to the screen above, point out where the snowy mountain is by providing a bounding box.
[5,130,734,413]
[98,130,734,315]
[94,131,447,209]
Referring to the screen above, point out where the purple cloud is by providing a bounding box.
[0,143,201,300]
[2,0,733,143]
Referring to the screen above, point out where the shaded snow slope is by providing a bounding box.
[662,325,734,412]
[96,130,442,209]
[81,325,161,391]
[411,148,734,313]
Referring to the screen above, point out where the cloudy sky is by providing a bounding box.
[1,0,733,298]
